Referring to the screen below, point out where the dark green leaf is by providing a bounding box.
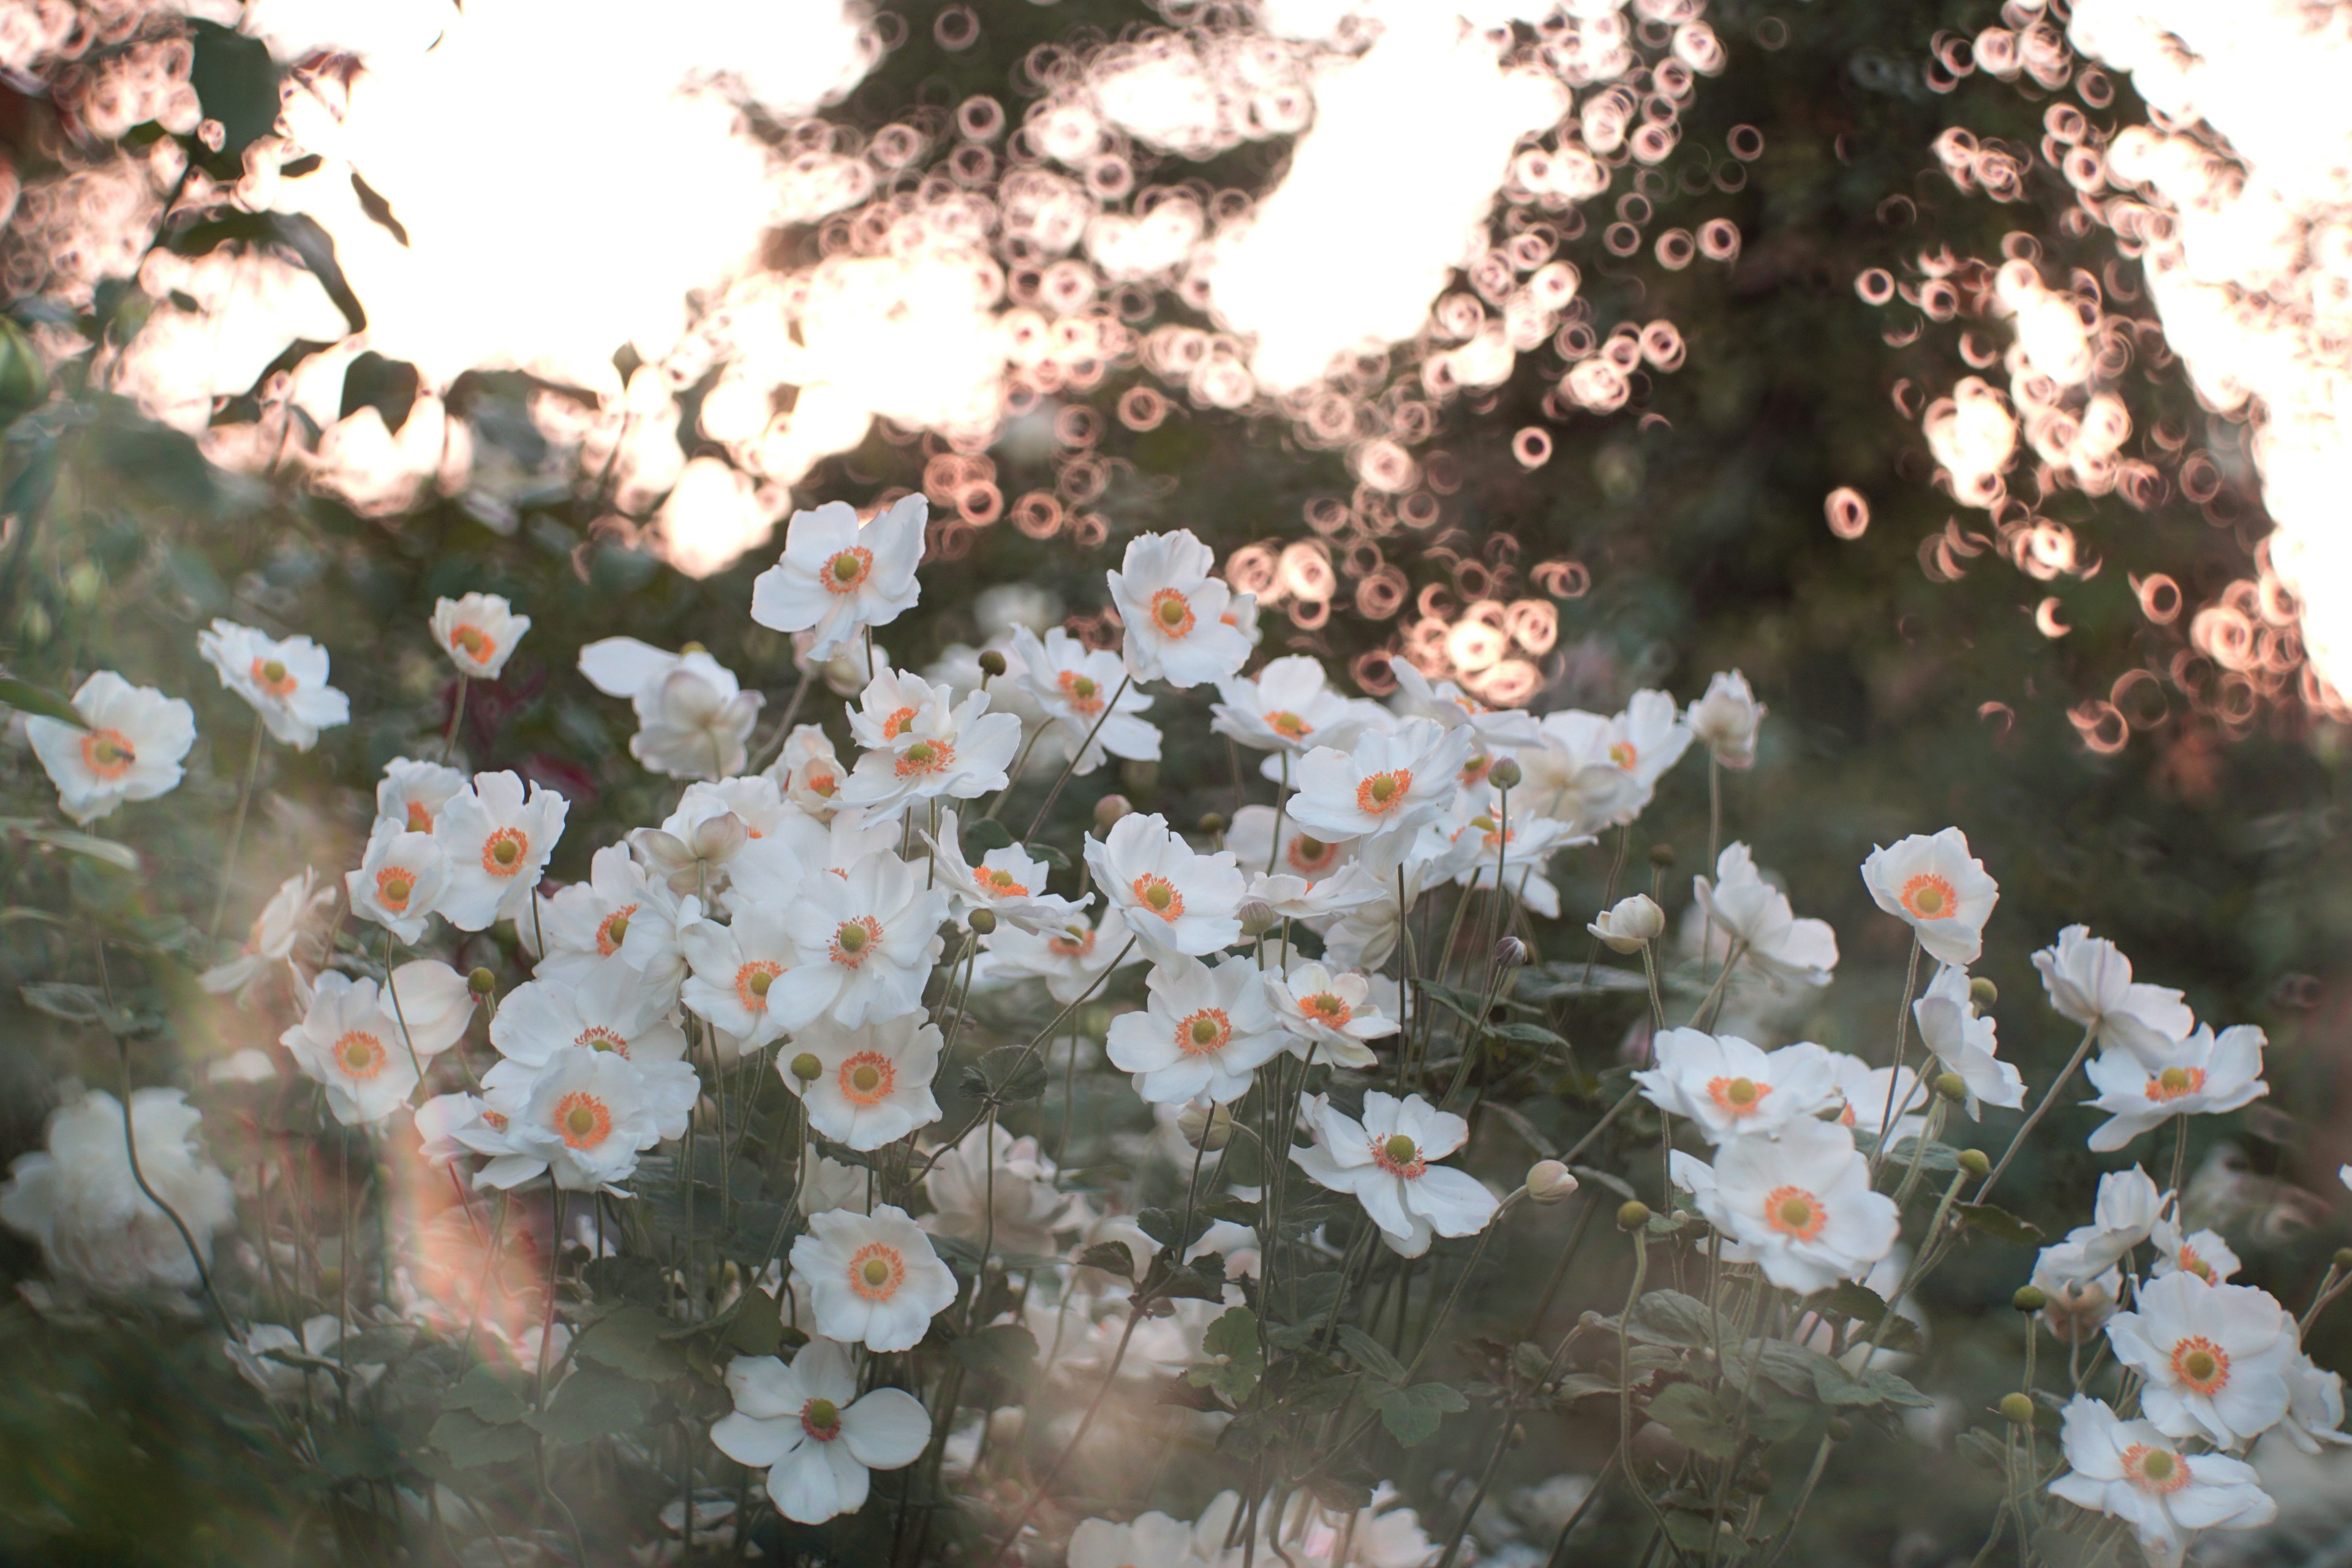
[962,1046,1049,1102]
[950,1323,1039,1382]
[429,1409,535,1469]
[963,816,1015,853]
[1954,1428,2010,1475]
[1486,1020,1570,1047]
[1818,1281,1890,1327]
[1626,1289,1716,1348]
[723,1287,784,1357]
[1137,1207,1213,1252]
[0,675,82,727]
[578,1306,688,1381]
[1370,1381,1467,1447]
[1073,1242,1136,1279]
[1956,1203,2046,1248]
[1336,1325,1408,1386]
[441,1366,527,1425]
[524,1365,650,1446]
[1186,1307,1263,1402]
[1647,1382,1739,1460]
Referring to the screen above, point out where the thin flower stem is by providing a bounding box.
[206,718,266,944]
[1434,1402,1520,1568]
[1581,824,1634,986]
[2167,1111,2190,1206]
[1404,1190,1523,1380]
[1977,1021,2098,1203]
[441,675,469,765]
[1757,1428,1838,1568]
[982,723,1044,820]
[1023,674,1133,842]
[748,668,814,774]
[987,1305,1144,1565]
[1868,937,1926,1180]
[1265,752,1289,876]
[1618,1226,1691,1567]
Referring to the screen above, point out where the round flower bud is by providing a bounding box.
[1494,935,1532,968]
[790,1052,823,1084]
[978,649,1008,678]
[1934,1072,1968,1104]
[1647,843,1676,869]
[680,641,707,655]
[967,908,998,935]
[1178,1100,1234,1152]
[1998,1392,2035,1427]
[467,967,496,996]
[1825,1417,1853,1441]
[1197,810,1227,837]
[2336,1246,2352,1270]
[1238,900,1279,938]
[1587,894,1663,953]
[1093,794,1133,833]
[1527,1159,1578,1203]
[1957,1148,1991,1178]
[1487,756,1523,791]
[1616,1199,1651,1231]
[2011,1285,2048,1313]
[1969,976,1999,1009]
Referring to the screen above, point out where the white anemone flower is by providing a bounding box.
[1692,843,1839,987]
[780,1013,944,1151]
[532,843,688,990]
[1066,1512,1215,1568]
[1437,796,1581,918]
[679,905,799,1049]
[921,1124,1079,1259]
[2279,1352,2352,1452]
[1086,812,1246,959]
[1106,529,1253,688]
[1603,690,1693,791]
[280,972,422,1125]
[1291,1091,1499,1258]
[711,1338,930,1525]
[577,638,763,781]
[431,772,568,931]
[766,852,948,1028]
[1912,966,2025,1118]
[195,620,350,751]
[2048,1396,2275,1568]
[491,963,689,1071]
[25,671,195,824]
[842,688,1022,820]
[1860,827,1999,968]
[383,960,478,1058]
[1226,802,1357,891]
[1517,710,1649,837]
[1107,954,1287,1104]
[1825,1050,1930,1142]
[1691,1117,1898,1294]
[2031,925,2196,1066]
[2105,1272,2297,1447]
[2081,1025,2267,1153]
[1008,625,1160,775]
[1686,670,1766,769]
[921,809,1088,935]
[768,723,848,817]
[347,824,449,944]
[1634,1028,1843,1144]
[1387,658,1542,751]
[199,867,332,1000]
[750,495,927,660]
[1212,654,1372,759]
[1289,718,1472,865]
[974,908,1145,1003]
[2036,1166,2165,1284]
[492,1046,669,1193]
[2151,1216,2242,1285]
[1588,892,1667,954]
[790,1204,958,1352]
[374,757,468,835]
[431,592,530,679]
[1263,961,1400,1069]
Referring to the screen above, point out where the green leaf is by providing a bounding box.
[582,1254,669,1307]
[1819,1281,1891,1327]
[1512,1341,1553,1384]
[1954,1428,2010,1475]
[1072,1242,1136,1279]
[1956,1203,2046,1248]
[963,816,1015,853]
[1136,1207,1212,1253]
[334,1325,419,1365]
[1550,1373,1619,1403]
[960,1046,1049,1102]
[950,1322,1039,1382]
[723,1288,784,1357]
[1415,979,1492,1026]
[1336,1325,1408,1386]
[1626,1290,1716,1348]
[1647,1382,1739,1460]
[441,1366,527,1425]
[578,1306,688,1382]
[1486,1020,1569,1047]
[429,1409,535,1469]
[523,1365,650,1447]
[0,674,82,727]
[1371,1381,1466,1447]
[1187,1307,1263,1403]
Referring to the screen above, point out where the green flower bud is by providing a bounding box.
[1958,1148,1991,1178]
[467,967,496,996]
[967,908,998,935]
[1998,1392,2035,1427]
[2012,1285,2048,1313]
[790,1052,822,1083]
[1969,976,1999,1009]
[1487,756,1523,790]
[1616,1200,1651,1231]
[978,649,1008,678]
[1935,1072,1968,1104]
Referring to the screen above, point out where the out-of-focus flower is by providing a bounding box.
[974,908,1145,1003]
[770,724,847,816]
[922,1123,1079,1259]
[2031,925,2195,1066]
[2081,1025,2267,1153]
[790,1204,957,1352]
[1587,892,1665,953]
[2106,1272,2296,1447]
[1516,710,1648,837]
[1292,1091,1498,1257]
[2278,1352,2352,1453]
[1686,670,1765,769]
[751,496,925,660]
[1826,1051,1931,1141]
[26,671,196,824]
[1213,654,1373,761]
[764,851,948,1028]
[199,867,332,1000]
[1066,1510,1214,1568]
[1087,811,1246,959]
[0,1088,235,1305]
[2037,1166,2164,1283]
[1689,1117,1898,1294]
[1107,953,1287,1104]
[1604,690,1693,791]
[1106,529,1253,688]
[2033,1256,2125,1344]
[375,757,469,835]
[1692,843,1838,986]
[578,638,763,781]
[281,972,424,1125]
[1634,1028,1842,1143]
[1264,960,1400,1069]
[431,592,530,680]
[922,809,1090,935]
[1861,827,1999,968]
[711,1338,929,1525]
[782,1014,944,1151]
[431,771,568,930]
[347,825,448,944]
[2048,1396,2274,1568]
[226,1316,383,1404]
[1010,625,1159,775]
[1912,966,2025,1119]
[196,620,350,751]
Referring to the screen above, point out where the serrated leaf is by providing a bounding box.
[1073,1241,1136,1278]
[429,1409,535,1469]
[1819,1281,1890,1326]
[1626,1289,1716,1348]
[1550,1373,1619,1403]
[1137,1207,1212,1252]
[1647,1382,1739,1460]
[951,1322,1039,1382]
[524,1365,650,1446]
[1956,1202,2045,1248]
[441,1365,527,1425]
[963,1046,1049,1102]
[578,1305,688,1381]
[1512,1342,1552,1384]
[1337,1325,1408,1385]
[1371,1381,1466,1447]
[1186,1306,1263,1403]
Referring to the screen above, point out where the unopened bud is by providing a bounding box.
[467,967,496,996]
[967,908,998,935]
[1196,810,1227,837]
[1998,1392,2035,1427]
[679,641,707,655]
[1587,893,1664,954]
[2012,1285,2048,1313]
[1647,843,1676,869]
[1494,935,1532,968]
[1958,1148,1991,1178]
[1616,1199,1651,1231]
[978,649,1008,678]
[1934,1072,1967,1104]
[2336,1247,2352,1270]
[1969,976,1999,1009]
[1093,794,1133,833]
[1527,1159,1578,1204]
[1178,1100,1234,1152]
[790,1052,822,1084]
[1487,756,1523,791]
[1238,900,1279,938]
[1825,1417,1852,1441]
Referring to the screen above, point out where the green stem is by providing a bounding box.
[1977,1021,2098,1203]
[206,719,266,944]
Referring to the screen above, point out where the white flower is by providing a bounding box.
[578,638,764,781]
[974,908,1146,1003]
[1388,658,1542,753]
[679,903,796,1048]
[374,757,468,835]
[1587,893,1665,954]
[1066,1511,1213,1568]
[798,1153,868,1216]
[382,959,478,1058]
[1686,670,1765,768]
[2151,1217,2242,1286]
[1289,718,1472,865]
[199,868,332,999]
[1692,843,1839,987]
[781,1013,944,1151]
[1438,795,1580,917]
[1604,690,1693,791]
[750,495,926,660]
[2048,1396,2275,1568]
[790,1204,957,1352]
[431,771,568,931]
[769,724,847,816]
[347,824,449,944]
[1517,710,1648,837]
[227,1316,381,1403]
[2081,1025,2268,1153]
[1106,529,1253,687]
[1319,854,1448,974]
[1087,811,1246,959]
[922,809,1088,935]
[2032,1258,2124,1344]
[432,593,530,679]
[840,670,1022,818]
[766,852,948,1028]
[2278,1352,2352,1452]
[1692,1117,1899,1294]
[1292,1091,1498,1258]
[195,620,349,751]
[1264,961,1399,1069]
[1826,1050,1930,1141]
[280,972,422,1125]
[1912,966,2025,1118]
[25,671,196,824]
[2037,1167,2165,1284]
[1634,1028,1843,1144]
[489,965,694,1133]
[1107,954,1288,1104]
[1226,802,1357,887]
[1213,654,1371,759]
[0,1088,235,1304]
[532,843,688,991]
[1008,625,1161,775]
[922,1123,1081,1258]
[2105,1272,2297,1447]
[491,1046,669,1193]
[1860,827,1999,968]
[415,1092,494,1168]
[711,1338,929,1525]
[2032,925,2195,1066]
